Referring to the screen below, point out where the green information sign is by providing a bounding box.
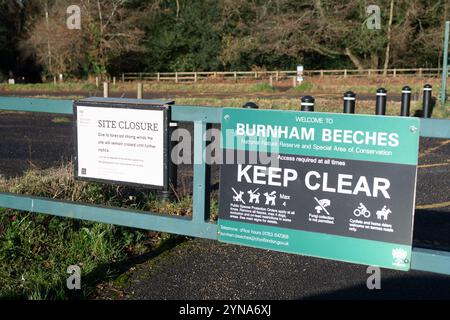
[218,108,420,270]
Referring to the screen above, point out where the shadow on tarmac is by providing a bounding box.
[303,273,450,300]
[413,209,450,250]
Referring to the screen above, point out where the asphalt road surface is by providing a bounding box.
[0,111,449,299]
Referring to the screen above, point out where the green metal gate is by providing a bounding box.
[0,96,449,275]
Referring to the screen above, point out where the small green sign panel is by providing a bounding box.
[218,108,420,270]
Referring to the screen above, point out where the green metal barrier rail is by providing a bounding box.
[0,96,449,276]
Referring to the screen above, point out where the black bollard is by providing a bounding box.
[422,84,432,118]
[375,88,387,115]
[343,91,356,114]
[301,96,315,111]
[400,86,411,116]
[242,101,259,109]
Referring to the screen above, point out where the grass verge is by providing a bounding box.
[0,163,201,299]
[2,77,447,96]
[0,82,97,92]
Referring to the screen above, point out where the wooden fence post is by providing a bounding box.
[157,72,160,82]
[137,82,143,99]
[175,72,178,83]
[234,71,237,82]
[122,73,125,82]
[103,82,109,98]
[293,76,297,87]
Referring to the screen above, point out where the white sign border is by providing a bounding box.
[73,100,170,190]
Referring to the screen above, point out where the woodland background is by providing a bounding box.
[0,0,448,81]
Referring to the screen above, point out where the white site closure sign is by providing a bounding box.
[74,99,170,189]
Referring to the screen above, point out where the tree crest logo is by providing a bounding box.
[392,248,408,267]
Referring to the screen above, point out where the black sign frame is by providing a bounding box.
[73,98,172,191]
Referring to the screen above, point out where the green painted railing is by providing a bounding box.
[0,97,221,240]
[0,96,449,276]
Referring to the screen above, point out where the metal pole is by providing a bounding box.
[422,84,432,118]
[441,21,449,104]
[375,88,387,115]
[204,123,212,220]
[400,86,411,116]
[343,91,356,114]
[161,121,179,202]
[301,96,315,112]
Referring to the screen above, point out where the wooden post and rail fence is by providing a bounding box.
[116,68,446,83]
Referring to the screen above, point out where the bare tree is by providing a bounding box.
[21,0,144,77]
[21,1,83,76]
[218,0,448,70]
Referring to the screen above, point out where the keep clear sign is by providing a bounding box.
[218,108,420,270]
[74,99,170,189]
